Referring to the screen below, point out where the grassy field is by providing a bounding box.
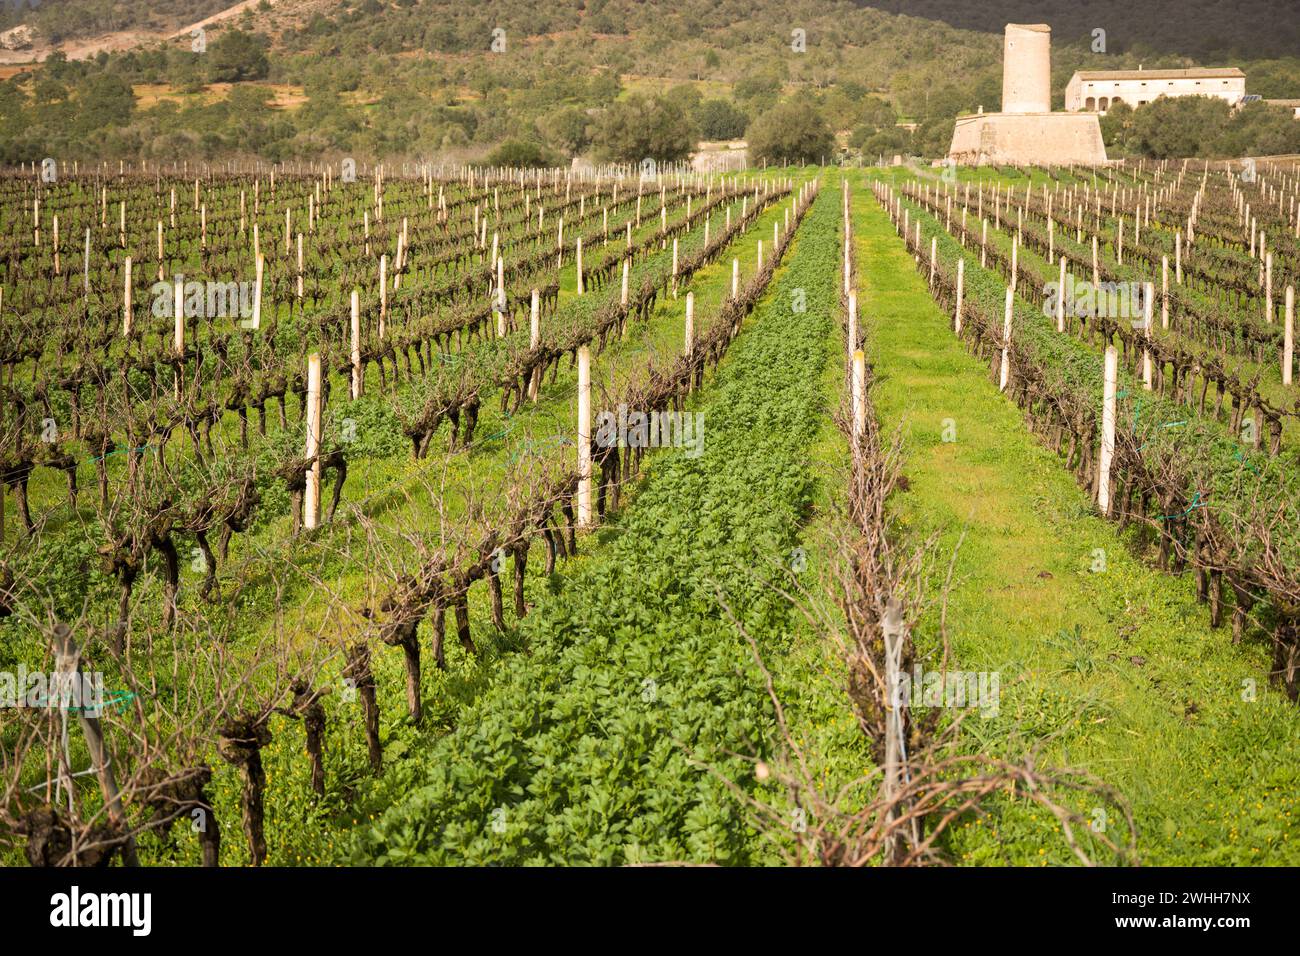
[850,173,1300,865]
[203,181,815,866]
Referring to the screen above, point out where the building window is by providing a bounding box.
[1099,97,1109,110]
[1085,96,1096,110]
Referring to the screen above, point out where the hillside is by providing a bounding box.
[0,0,1295,164]
[0,0,236,48]
[861,0,1300,60]
[6,0,1298,59]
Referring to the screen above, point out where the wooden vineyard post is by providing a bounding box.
[378,254,387,339]
[1161,255,1170,329]
[173,276,185,398]
[576,236,585,295]
[1284,285,1295,387]
[757,239,763,273]
[173,275,185,354]
[51,623,140,866]
[495,256,507,337]
[576,345,592,528]
[528,289,542,401]
[731,258,739,300]
[671,237,678,298]
[1056,257,1067,334]
[350,289,363,400]
[83,228,91,299]
[297,233,305,300]
[954,258,965,335]
[847,290,858,354]
[980,219,988,268]
[1265,252,1274,323]
[1175,230,1183,284]
[250,254,264,331]
[303,354,323,531]
[620,257,631,339]
[928,236,937,289]
[1099,345,1118,515]
[684,291,695,360]
[999,288,1012,392]
[880,597,910,864]
[1092,235,1100,290]
[122,257,132,336]
[1142,282,1154,391]
[1009,235,1018,295]
[852,349,867,439]
[844,236,852,296]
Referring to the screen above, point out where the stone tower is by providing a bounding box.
[947,21,1107,166]
[1002,23,1052,114]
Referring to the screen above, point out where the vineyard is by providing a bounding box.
[1,155,1298,869]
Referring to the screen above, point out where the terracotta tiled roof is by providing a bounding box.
[1072,68,1245,82]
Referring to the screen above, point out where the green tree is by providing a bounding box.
[207,29,270,83]
[1222,101,1300,157]
[75,74,135,135]
[745,99,835,165]
[693,99,748,140]
[486,139,560,167]
[663,83,702,112]
[1100,100,1137,154]
[733,73,781,114]
[1131,96,1228,157]
[540,106,591,156]
[592,94,696,163]
[1244,61,1300,99]
[850,123,907,156]
[858,96,896,130]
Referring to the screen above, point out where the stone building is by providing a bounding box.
[1263,99,1300,119]
[1064,67,1246,113]
[948,24,1107,166]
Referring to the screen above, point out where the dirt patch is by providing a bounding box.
[134,81,306,111]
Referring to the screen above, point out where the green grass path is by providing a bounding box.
[852,181,1300,865]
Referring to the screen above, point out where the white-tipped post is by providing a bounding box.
[303,353,323,530]
[852,349,867,439]
[576,345,592,528]
[350,289,362,399]
[1099,346,1118,515]
[999,288,1013,392]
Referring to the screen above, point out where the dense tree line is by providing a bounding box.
[1102,98,1300,159]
